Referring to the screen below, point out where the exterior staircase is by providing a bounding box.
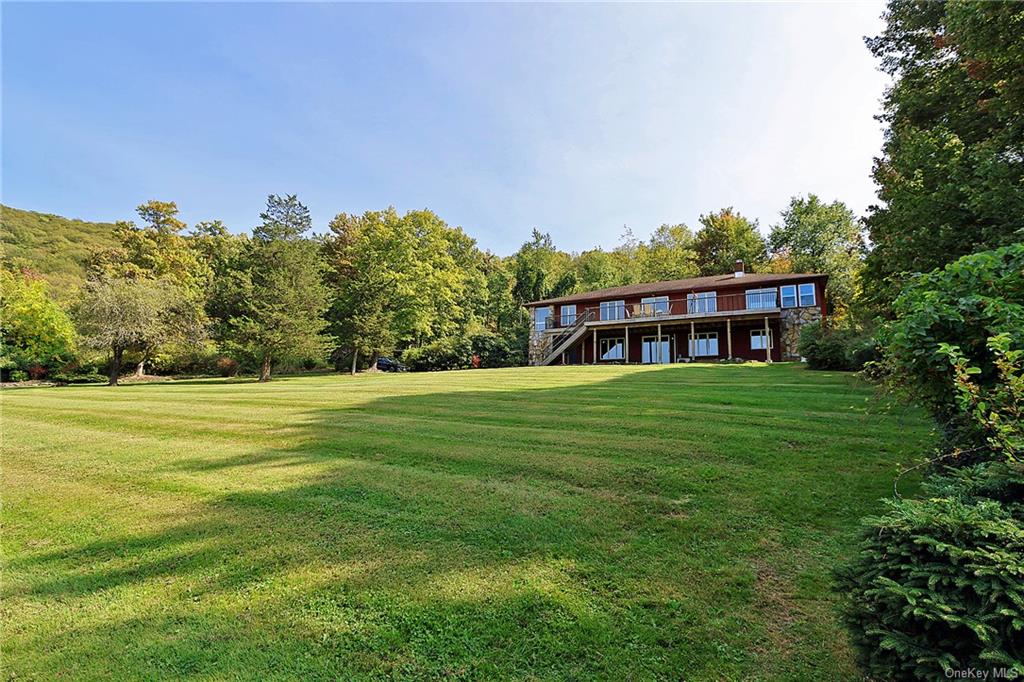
[539,309,595,366]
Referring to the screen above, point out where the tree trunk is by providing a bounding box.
[350,349,358,376]
[109,346,123,386]
[134,359,146,378]
[259,355,272,382]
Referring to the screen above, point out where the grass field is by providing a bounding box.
[1,363,933,680]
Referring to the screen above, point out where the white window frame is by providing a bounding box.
[640,295,669,317]
[780,285,797,309]
[534,306,552,331]
[600,300,626,321]
[599,337,625,361]
[750,329,774,350]
[745,288,778,310]
[560,304,577,327]
[798,283,816,307]
[687,291,718,314]
[688,332,719,357]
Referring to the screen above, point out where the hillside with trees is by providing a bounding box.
[0,204,119,293]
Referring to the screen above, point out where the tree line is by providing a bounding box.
[2,194,865,384]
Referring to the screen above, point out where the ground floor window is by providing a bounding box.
[600,337,625,360]
[750,329,773,350]
[688,332,719,357]
[642,335,672,364]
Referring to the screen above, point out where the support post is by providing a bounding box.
[727,318,733,360]
[625,327,630,364]
[593,329,598,365]
[689,320,695,361]
[657,323,662,364]
[764,316,771,363]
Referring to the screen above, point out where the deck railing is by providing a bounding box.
[544,291,779,330]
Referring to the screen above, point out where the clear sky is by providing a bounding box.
[3,2,890,255]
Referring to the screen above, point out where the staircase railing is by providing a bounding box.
[541,308,596,364]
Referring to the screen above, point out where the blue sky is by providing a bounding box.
[3,2,889,255]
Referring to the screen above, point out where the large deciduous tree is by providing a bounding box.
[769,195,866,315]
[90,200,210,376]
[693,208,767,276]
[226,194,329,382]
[76,277,195,386]
[861,0,1024,310]
[636,223,700,282]
[325,207,484,372]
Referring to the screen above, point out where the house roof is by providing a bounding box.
[525,272,828,307]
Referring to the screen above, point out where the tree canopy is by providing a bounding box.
[693,208,767,276]
[769,195,866,315]
[861,0,1024,309]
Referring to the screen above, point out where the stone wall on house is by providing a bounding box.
[527,311,551,365]
[528,332,552,365]
[779,306,822,360]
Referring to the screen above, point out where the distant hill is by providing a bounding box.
[0,205,119,293]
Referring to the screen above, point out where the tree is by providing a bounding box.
[574,249,627,291]
[90,200,210,376]
[226,195,329,382]
[76,277,195,386]
[693,208,767,276]
[511,230,573,305]
[861,0,1024,310]
[0,269,76,378]
[191,219,250,345]
[635,223,699,281]
[136,200,186,235]
[325,207,483,372]
[769,195,866,315]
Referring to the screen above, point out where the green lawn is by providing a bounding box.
[2,364,933,680]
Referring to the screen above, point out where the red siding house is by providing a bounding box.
[525,261,827,366]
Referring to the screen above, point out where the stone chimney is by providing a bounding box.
[734,259,745,278]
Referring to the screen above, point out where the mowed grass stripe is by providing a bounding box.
[1,363,933,681]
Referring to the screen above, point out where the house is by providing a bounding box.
[525,260,827,365]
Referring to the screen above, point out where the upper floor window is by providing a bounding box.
[687,291,717,314]
[746,288,778,310]
[798,283,816,307]
[534,306,552,331]
[600,300,626,321]
[560,304,577,327]
[640,296,669,316]
[780,285,798,308]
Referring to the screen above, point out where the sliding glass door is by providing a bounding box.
[641,335,673,364]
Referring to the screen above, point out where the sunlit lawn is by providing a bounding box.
[1,363,933,680]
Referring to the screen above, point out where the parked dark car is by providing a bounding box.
[376,356,408,372]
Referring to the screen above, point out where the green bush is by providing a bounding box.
[835,472,1024,680]
[836,245,1024,681]
[880,242,1024,427]
[798,321,878,371]
[470,331,523,368]
[0,270,77,376]
[401,337,473,371]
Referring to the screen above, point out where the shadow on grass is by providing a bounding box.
[7,365,912,680]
